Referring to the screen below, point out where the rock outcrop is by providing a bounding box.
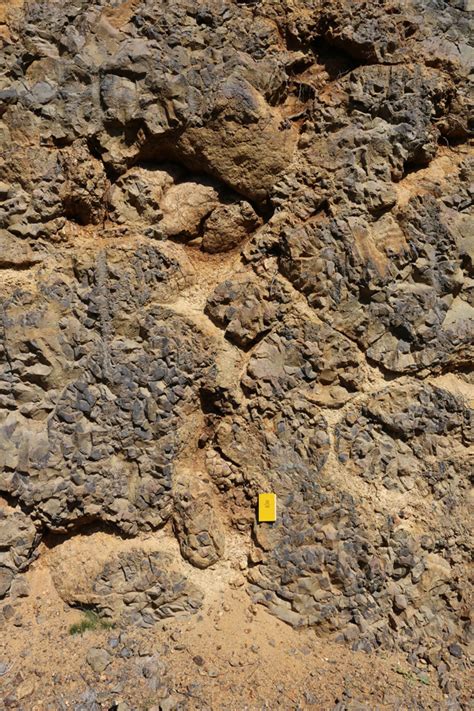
[49,534,204,627]
[0,0,472,690]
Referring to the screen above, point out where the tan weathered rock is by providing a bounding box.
[0,503,39,599]
[159,181,219,240]
[49,533,204,626]
[109,165,178,226]
[202,201,261,253]
[176,80,297,204]
[173,473,225,569]
[0,230,41,267]
[60,143,109,226]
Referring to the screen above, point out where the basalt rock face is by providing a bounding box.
[0,247,215,535]
[0,0,472,678]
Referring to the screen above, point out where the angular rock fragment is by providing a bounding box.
[86,648,111,674]
[108,165,178,227]
[0,231,42,269]
[158,181,219,241]
[201,201,261,254]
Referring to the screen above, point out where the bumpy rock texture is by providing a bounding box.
[0,0,472,686]
[49,534,204,627]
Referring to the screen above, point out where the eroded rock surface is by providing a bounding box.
[173,474,225,569]
[0,0,472,690]
[0,501,40,598]
[247,385,472,660]
[49,534,204,626]
[0,247,214,534]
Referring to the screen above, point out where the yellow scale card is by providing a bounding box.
[258,493,277,523]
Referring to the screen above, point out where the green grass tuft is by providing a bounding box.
[69,609,114,635]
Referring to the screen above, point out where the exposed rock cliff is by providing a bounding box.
[0,0,472,707]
